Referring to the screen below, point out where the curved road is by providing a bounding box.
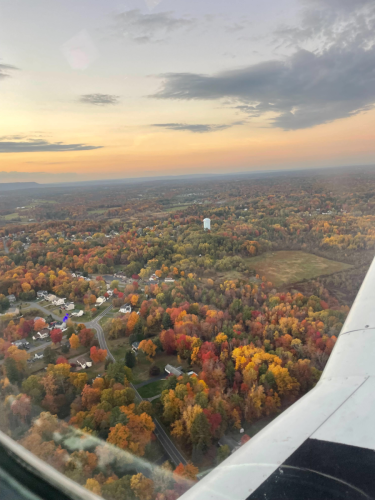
[14,301,187,466]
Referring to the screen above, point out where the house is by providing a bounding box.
[7,294,16,303]
[165,364,183,377]
[37,290,48,299]
[96,296,106,306]
[34,353,44,360]
[120,304,131,314]
[63,302,75,311]
[149,274,158,282]
[54,322,66,330]
[107,290,113,297]
[53,298,66,306]
[12,340,30,350]
[164,277,175,283]
[71,310,83,317]
[131,341,140,352]
[46,294,57,302]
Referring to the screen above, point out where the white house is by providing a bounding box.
[46,294,57,302]
[120,304,131,314]
[53,298,66,306]
[165,364,183,377]
[164,277,175,283]
[7,294,16,303]
[71,310,83,317]
[64,302,75,311]
[96,296,106,306]
[37,290,48,299]
[203,218,211,230]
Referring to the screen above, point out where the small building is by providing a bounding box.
[164,277,175,283]
[203,218,211,231]
[37,290,48,299]
[64,302,75,311]
[165,364,183,377]
[131,341,140,352]
[7,294,16,303]
[96,296,106,306]
[53,298,66,306]
[71,310,83,317]
[46,294,57,302]
[120,304,131,314]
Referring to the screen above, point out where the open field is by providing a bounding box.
[245,251,353,287]
[138,379,166,398]
[132,352,186,385]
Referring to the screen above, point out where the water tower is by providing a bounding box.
[203,218,211,230]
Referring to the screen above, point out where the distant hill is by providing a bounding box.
[0,182,40,191]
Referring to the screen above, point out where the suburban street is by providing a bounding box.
[7,299,186,466]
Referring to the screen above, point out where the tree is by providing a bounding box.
[174,462,199,482]
[56,356,69,365]
[78,328,95,347]
[50,329,63,345]
[162,313,173,330]
[34,318,46,332]
[6,346,29,371]
[107,361,133,384]
[4,357,22,384]
[125,350,136,368]
[111,280,119,290]
[217,445,230,464]
[130,473,154,500]
[44,347,57,364]
[90,346,107,363]
[190,411,211,450]
[160,329,176,354]
[139,339,156,361]
[85,479,101,496]
[61,343,70,354]
[11,394,31,423]
[69,334,80,350]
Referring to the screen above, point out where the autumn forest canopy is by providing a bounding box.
[0,168,374,500]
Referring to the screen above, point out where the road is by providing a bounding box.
[10,300,187,466]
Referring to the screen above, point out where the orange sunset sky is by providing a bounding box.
[1,0,375,183]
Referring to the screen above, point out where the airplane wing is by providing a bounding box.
[181,258,375,500]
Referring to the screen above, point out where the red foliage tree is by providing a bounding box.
[50,329,63,345]
[56,356,69,365]
[160,329,176,354]
[78,328,95,347]
[90,346,107,364]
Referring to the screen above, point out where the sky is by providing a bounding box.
[0,0,375,183]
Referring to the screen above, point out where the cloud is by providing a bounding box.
[151,44,375,130]
[110,10,194,43]
[0,63,19,79]
[152,122,243,133]
[79,94,120,106]
[275,0,375,50]
[0,139,102,153]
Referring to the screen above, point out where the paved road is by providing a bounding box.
[12,300,187,466]
[89,306,187,466]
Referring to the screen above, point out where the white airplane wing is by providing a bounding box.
[181,258,375,500]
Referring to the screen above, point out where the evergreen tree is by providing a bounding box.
[5,358,22,385]
[125,350,136,369]
[162,312,173,330]
[190,412,211,451]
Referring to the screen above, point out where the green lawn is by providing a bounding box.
[138,379,167,398]
[132,352,186,385]
[107,338,130,361]
[245,250,352,287]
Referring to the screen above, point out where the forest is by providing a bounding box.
[0,168,374,500]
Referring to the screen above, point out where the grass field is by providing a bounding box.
[245,251,352,287]
[132,352,186,384]
[138,379,166,398]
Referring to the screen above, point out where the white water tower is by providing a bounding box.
[203,218,211,230]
